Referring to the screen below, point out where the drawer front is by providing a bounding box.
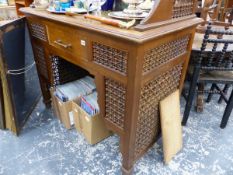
[46,23,88,60]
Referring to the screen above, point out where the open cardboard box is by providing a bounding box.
[72,99,111,145]
[50,87,74,129]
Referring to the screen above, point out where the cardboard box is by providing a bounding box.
[72,100,111,145]
[72,102,82,132]
[50,76,96,130]
[50,88,74,129]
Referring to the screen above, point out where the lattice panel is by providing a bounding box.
[34,44,49,80]
[51,56,89,86]
[92,42,128,75]
[40,77,50,99]
[173,0,194,18]
[143,35,189,73]
[105,78,126,129]
[134,64,183,158]
[29,22,47,41]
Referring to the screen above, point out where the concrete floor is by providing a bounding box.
[0,95,233,175]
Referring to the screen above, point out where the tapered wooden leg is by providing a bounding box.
[120,47,143,175]
[196,83,204,112]
[220,89,233,129]
[218,84,230,104]
[121,135,136,175]
[122,166,133,175]
[182,67,200,126]
[38,77,51,108]
[206,83,215,103]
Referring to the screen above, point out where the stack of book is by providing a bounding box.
[55,76,95,102]
[80,91,99,116]
[54,75,99,117]
[79,76,96,92]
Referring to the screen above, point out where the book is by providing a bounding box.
[55,76,96,102]
[80,76,96,92]
[80,91,99,116]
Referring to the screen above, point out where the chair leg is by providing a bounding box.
[218,84,230,104]
[182,67,200,126]
[206,83,215,103]
[220,89,233,129]
[182,81,189,101]
[196,83,204,112]
[182,89,187,101]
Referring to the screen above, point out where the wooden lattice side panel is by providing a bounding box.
[134,64,183,158]
[172,0,194,18]
[92,42,128,75]
[105,78,126,129]
[143,35,190,73]
[33,44,49,80]
[28,21,47,42]
[39,77,51,102]
[50,56,90,86]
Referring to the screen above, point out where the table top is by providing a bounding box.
[192,25,233,52]
[20,7,202,44]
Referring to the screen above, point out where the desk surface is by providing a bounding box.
[20,7,201,43]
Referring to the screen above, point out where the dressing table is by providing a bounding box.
[21,1,202,174]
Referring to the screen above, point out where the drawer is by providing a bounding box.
[46,23,88,60]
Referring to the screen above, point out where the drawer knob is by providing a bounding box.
[54,39,72,49]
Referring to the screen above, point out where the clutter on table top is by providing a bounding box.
[31,0,154,29]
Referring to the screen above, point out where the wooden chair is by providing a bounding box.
[200,0,223,25]
[220,0,233,23]
[182,22,233,128]
[196,0,233,35]
[185,21,230,112]
[228,8,233,24]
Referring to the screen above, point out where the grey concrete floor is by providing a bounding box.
[0,94,233,175]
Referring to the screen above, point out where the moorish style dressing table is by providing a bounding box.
[21,1,202,174]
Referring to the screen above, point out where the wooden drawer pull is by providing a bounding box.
[54,39,72,48]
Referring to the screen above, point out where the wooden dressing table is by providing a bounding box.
[21,1,202,174]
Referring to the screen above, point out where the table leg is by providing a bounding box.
[38,77,51,108]
[122,166,133,175]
